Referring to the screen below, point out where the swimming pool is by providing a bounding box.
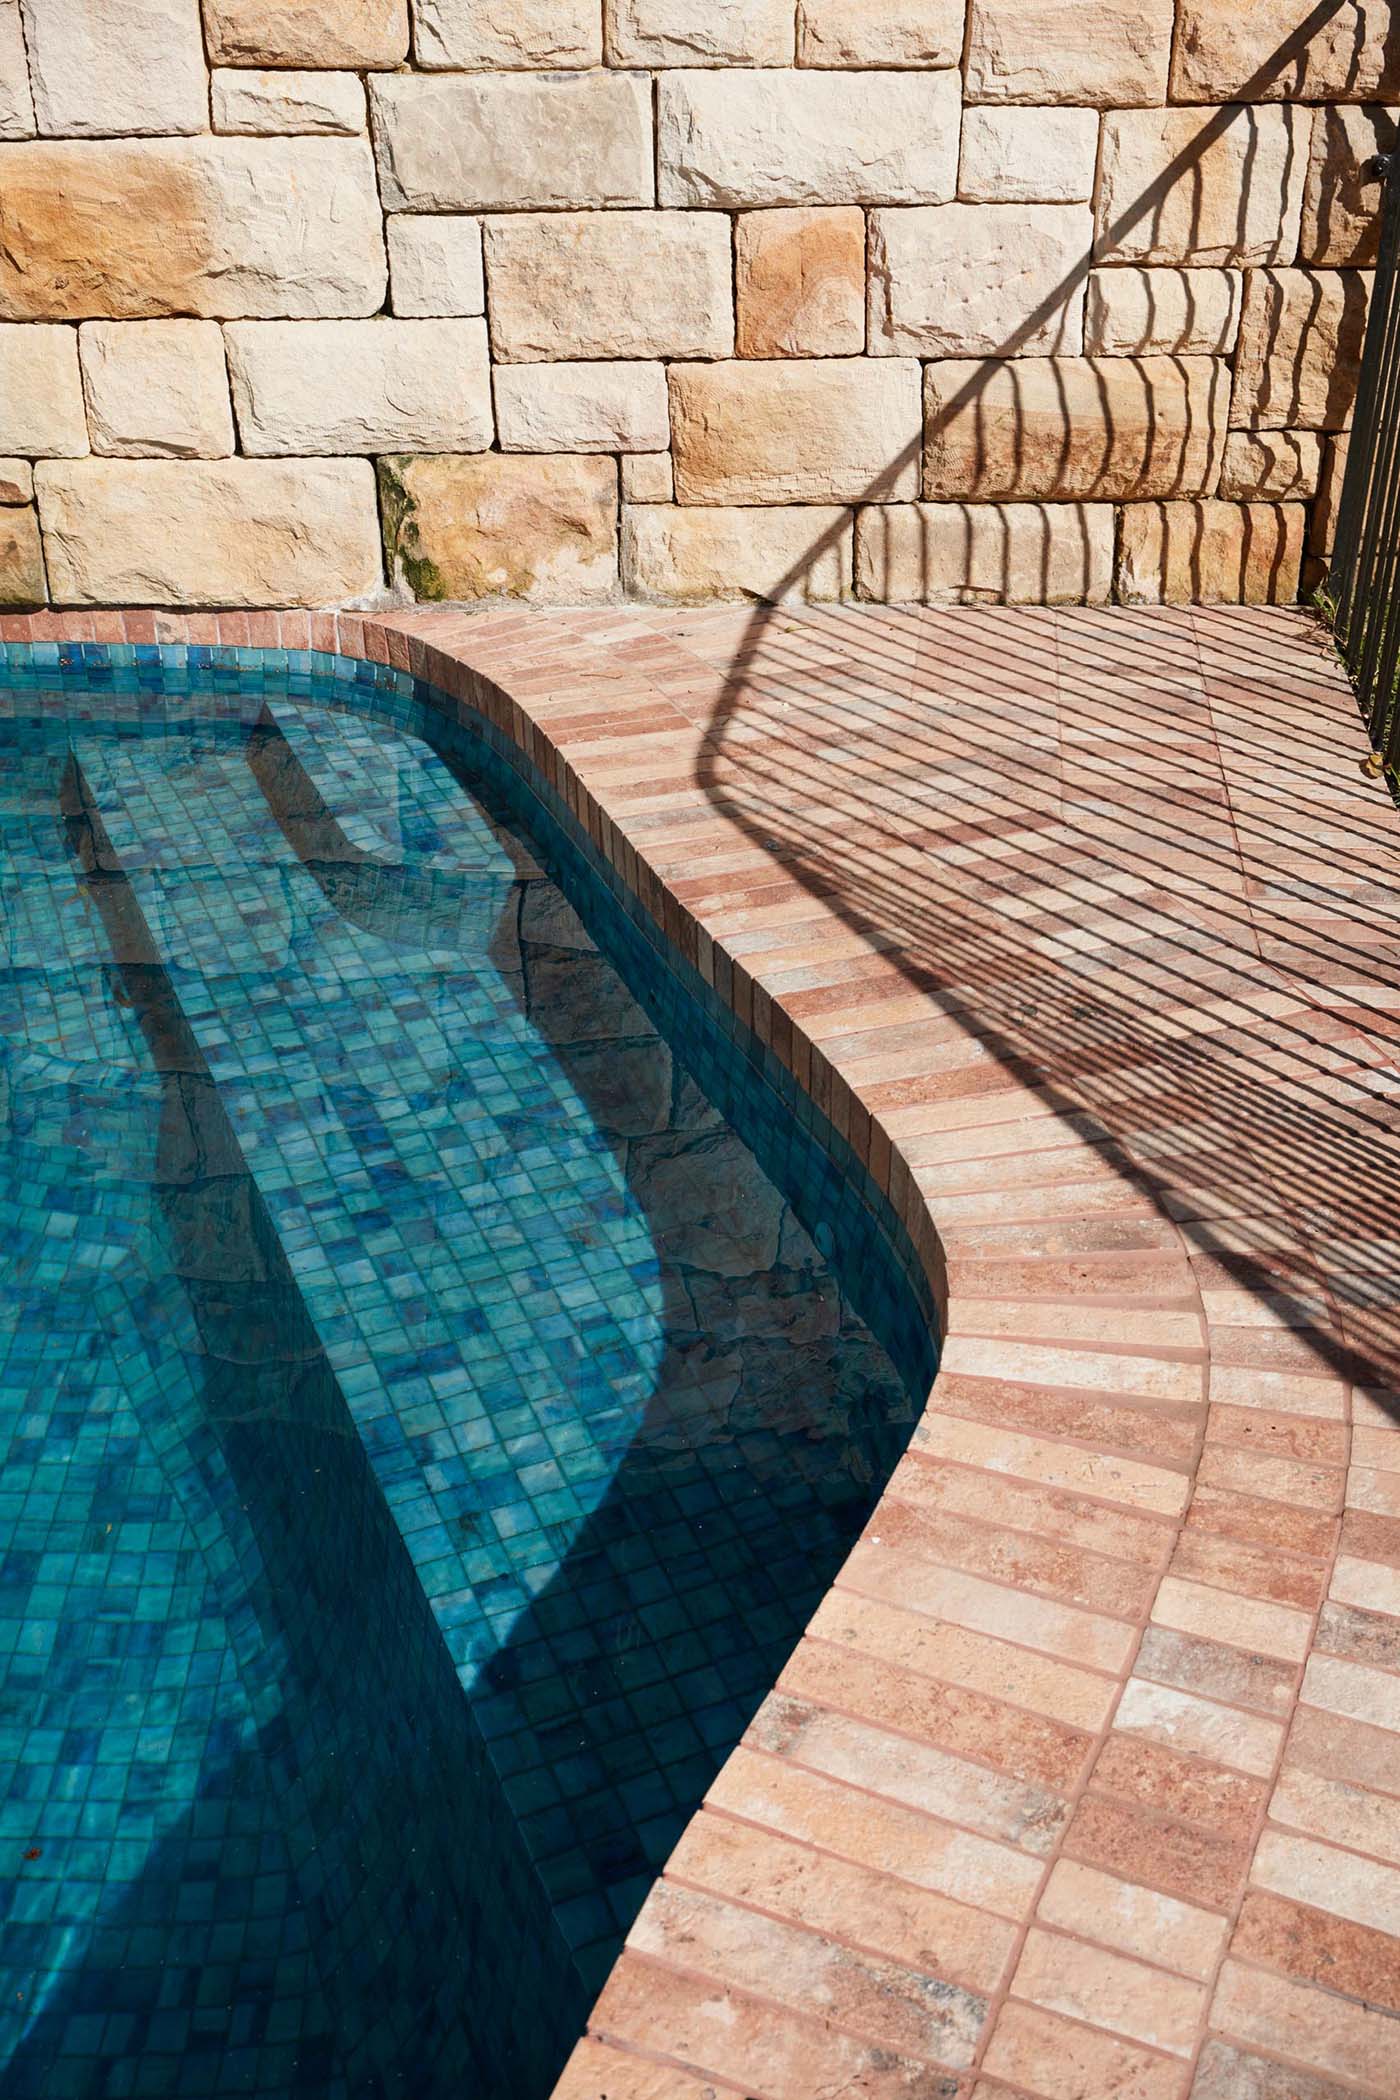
[0,643,937,2098]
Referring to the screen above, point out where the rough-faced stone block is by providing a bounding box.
[80,320,235,458]
[624,503,852,601]
[495,362,670,452]
[870,204,1090,356]
[211,69,366,134]
[415,0,602,65]
[22,0,207,137]
[670,358,921,504]
[1232,269,1372,430]
[735,208,865,357]
[203,0,409,66]
[658,68,959,206]
[0,459,33,503]
[387,217,484,318]
[1218,429,1324,500]
[0,139,386,321]
[621,453,675,503]
[795,0,964,66]
[0,508,44,604]
[1096,107,1308,267]
[226,319,492,454]
[1302,107,1399,267]
[856,501,1114,603]
[379,453,618,603]
[608,0,793,64]
[959,108,1100,203]
[0,4,36,137]
[485,213,733,361]
[1117,499,1305,604]
[924,356,1229,500]
[1171,0,1400,103]
[1310,433,1350,555]
[372,73,653,213]
[0,323,88,455]
[1085,268,1243,355]
[965,0,1173,104]
[37,457,384,606]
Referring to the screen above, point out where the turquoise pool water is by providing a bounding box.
[0,645,936,2099]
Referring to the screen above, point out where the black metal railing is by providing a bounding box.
[1327,154,1400,773]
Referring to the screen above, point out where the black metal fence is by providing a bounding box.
[1326,153,1400,773]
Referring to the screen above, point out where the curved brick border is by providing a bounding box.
[7,602,1400,2100]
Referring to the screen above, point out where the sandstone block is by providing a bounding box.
[1171,0,1400,103]
[856,501,1113,603]
[0,4,35,137]
[959,107,1100,203]
[870,204,1089,356]
[964,0,1173,105]
[735,207,865,357]
[657,68,959,206]
[0,508,44,604]
[485,213,733,361]
[1232,269,1372,431]
[1218,430,1324,501]
[379,453,618,603]
[372,73,652,213]
[670,359,920,504]
[0,459,33,503]
[1085,268,1242,355]
[795,0,963,66]
[924,356,1229,501]
[1096,107,1308,267]
[23,0,206,137]
[387,216,484,318]
[226,318,492,454]
[1302,107,1399,267]
[621,453,675,503]
[623,503,852,601]
[1117,500,1305,604]
[211,69,366,134]
[0,324,87,455]
[37,457,383,606]
[80,320,235,459]
[608,0,793,64]
[0,139,386,321]
[1310,433,1350,556]
[415,0,602,65]
[495,362,670,452]
[203,0,409,66]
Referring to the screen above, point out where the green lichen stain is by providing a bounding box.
[376,459,447,603]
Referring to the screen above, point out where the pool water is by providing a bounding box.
[0,647,936,2099]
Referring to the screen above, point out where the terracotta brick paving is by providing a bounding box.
[10,601,1400,2099]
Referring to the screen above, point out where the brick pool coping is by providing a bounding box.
[8,601,1400,2100]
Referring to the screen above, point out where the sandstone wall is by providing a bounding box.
[0,0,1392,609]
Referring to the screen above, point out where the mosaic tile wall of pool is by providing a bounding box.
[0,644,939,2099]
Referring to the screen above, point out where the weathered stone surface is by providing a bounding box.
[80,320,235,459]
[415,0,601,65]
[1302,107,1400,267]
[0,508,44,604]
[1171,0,1400,103]
[0,139,386,321]
[735,207,865,357]
[1218,429,1324,500]
[1096,107,1308,267]
[372,73,652,213]
[608,0,793,65]
[0,458,33,503]
[870,204,1090,356]
[211,69,366,134]
[856,501,1114,603]
[1085,268,1243,355]
[657,68,959,206]
[0,4,35,137]
[795,0,964,66]
[624,503,852,601]
[23,0,206,137]
[485,213,733,361]
[621,453,675,503]
[924,356,1229,500]
[495,362,670,452]
[387,216,484,318]
[1232,269,1372,430]
[380,453,617,604]
[670,359,920,504]
[226,319,492,454]
[959,107,1099,204]
[203,0,409,66]
[1310,433,1350,554]
[1118,500,1306,603]
[37,457,384,606]
[0,324,87,455]
[964,0,1173,105]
